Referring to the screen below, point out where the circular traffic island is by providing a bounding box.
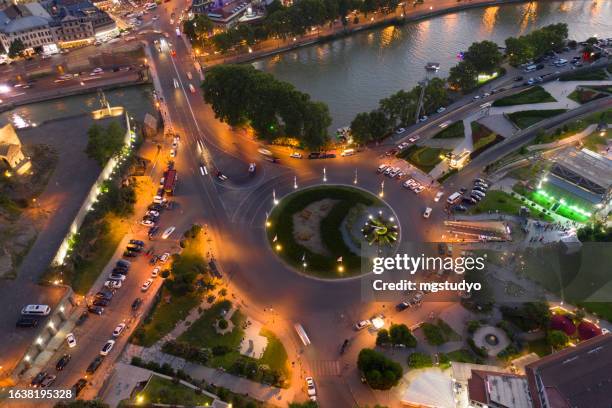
[266,185,399,279]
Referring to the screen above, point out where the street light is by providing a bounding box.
[294,175,298,189]
[379,180,385,197]
[273,189,278,205]
[353,169,358,184]
[323,167,327,182]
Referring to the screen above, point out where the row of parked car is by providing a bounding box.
[450,178,489,212]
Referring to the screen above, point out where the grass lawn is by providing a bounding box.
[492,86,556,107]
[134,288,199,347]
[507,109,567,129]
[567,88,606,104]
[140,375,213,406]
[533,108,612,145]
[468,190,523,215]
[433,121,465,139]
[397,145,449,173]
[444,349,481,364]
[260,329,290,379]
[71,215,129,294]
[560,68,608,81]
[267,185,381,277]
[580,302,612,322]
[582,130,610,151]
[527,338,552,357]
[471,122,503,156]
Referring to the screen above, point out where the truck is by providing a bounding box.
[162,169,177,195]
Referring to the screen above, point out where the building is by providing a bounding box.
[0,122,31,174]
[0,2,57,54]
[45,0,118,47]
[539,147,612,217]
[467,369,532,408]
[525,333,612,408]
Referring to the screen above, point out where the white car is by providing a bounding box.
[162,227,175,239]
[189,84,196,94]
[108,273,126,281]
[436,106,446,113]
[104,280,122,289]
[290,152,303,159]
[92,67,103,74]
[248,163,256,173]
[173,78,179,88]
[397,142,409,150]
[151,267,160,277]
[66,333,77,348]
[434,191,444,202]
[141,219,155,227]
[100,340,115,356]
[170,149,176,158]
[159,252,170,263]
[187,71,192,80]
[473,95,481,100]
[413,185,425,194]
[423,207,432,218]
[395,127,405,134]
[408,136,420,143]
[305,377,317,401]
[419,116,428,122]
[112,323,126,337]
[147,210,160,217]
[141,278,153,292]
[377,164,389,173]
[354,320,372,331]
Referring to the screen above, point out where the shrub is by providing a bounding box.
[467,338,488,358]
[421,323,446,346]
[407,352,433,368]
[357,348,403,390]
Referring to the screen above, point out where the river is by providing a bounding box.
[253,0,612,131]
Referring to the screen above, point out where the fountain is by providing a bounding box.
[485,334,500,346]
[91,90,124,120]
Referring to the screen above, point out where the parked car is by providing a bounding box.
[151,267,160,278]
[72,378,87,397]
[31,371,47,387]
[305,377,317,401]
[423,207,433,218]
[40,374,57,388]
[395,302,410,311]
[93,298,109,307]
[112,323,126,337]
[290,152,303,159]
[56,354,71,371]
[354,320,371,331]
[16,317,39,328]
[86,356,104,374]
[141,278,153,292]
[108,273,126,282]
[105,280,122,289]
[88,305,104,315]
[100,340,116,356]
[159,252,170,263]
[131,298,143,311]
[66,333,77,348]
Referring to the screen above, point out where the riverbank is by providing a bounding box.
[200,0,533,69]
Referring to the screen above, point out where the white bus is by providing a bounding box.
[294,323,311,346]
[21,304,51,316]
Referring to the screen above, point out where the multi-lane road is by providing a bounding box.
[14,1,612,406]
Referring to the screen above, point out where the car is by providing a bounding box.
[474,181,488,188]
[423,207,432,218]
[131,298,143,311]
[148,226,159,238]
[108,273,126,282]
[76,311,89,325]
[162,227,175,239]
[383,167,393,176]
[248,163,256,173]
[473,185,487,193]
[126,245,142,253]
[473,95,481,100]
[31,371,47,387]
[402,180,413,189]
[148,266,160,278]
[72,378,87,396]
[170,149,176,158]
[377,164,389,173]
[354,320,371,331]
[146,210,160,218]
[117,259,131,268]
[474,178,487,184]
[397,142,409,150]
[112,266,129,275]
[186,71,193,80]
[340,148,355,157]
[453,205,468,212]
[527,78,535,85]
[66,333,77,348]
[483,92,491,97]
[436,106,446,113]
[129,239,145,247]
[471,189,486,198]
[388,168,400,178]
[216,171,228,181]
[105,280,122,289]
[306,377,317,401]
[141,219,155,227]
[92,67,103,74]
[395,302,410,311]
[159,252,170,263]
[88,305,104,315]
[290,152,302,159]
[100,340,116,356]
[40,374,57,388]
[113,323,126,337]
[141,278,154,292]
[470,194,483,202]
[173,78,179,88]
[439,121,451,129]
[188,83,196,93]
[434,191,444,202]
[171,49,176,57]
[385,148,398,156]
[16,317,39,328]
[93,298,109,307]
[419,115,428,122]
[413,185,425,194]
[86,356,104,374]
[56,354,71,371]
[408,136,420,143]
[395,127,405,134]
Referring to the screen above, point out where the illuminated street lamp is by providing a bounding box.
[379,180,384,197]
[323,167,327,182]
[273,189,278,205]
[294,175,298,189]
[353,169,358,184]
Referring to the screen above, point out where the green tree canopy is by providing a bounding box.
[448,61,478,93]
[85,121,125,166]
[577,222,612,242]
[8,39,25,58]
[464,40,503,74]
[357,348,403,390]
[183,14,214,42]
[546,330,569,350]
[389,324,417,347]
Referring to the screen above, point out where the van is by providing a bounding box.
[21,304,51,316]
[447,192,462,205]
[340,148,355,157]
[524,65,537,73]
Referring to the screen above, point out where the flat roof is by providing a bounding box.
[553,148,612,192]
[545,174,604,205]
[526,334,612,408]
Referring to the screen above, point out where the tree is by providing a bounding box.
[379,89,417,127]
[349,110,390,144]
[357,348,403,390]
[421,323,446,346]
[183,14,213,42]
[8,39,25,58]
[85,121,125,166]
[448,61,478,92]
[577,222,612,242]
[464,40,503,74]
[376,329,390,346]
[407,352,433,368]
[505,36,534,66]
[500,302,551,331]
[389,324,417,347]
[546,330,569,350]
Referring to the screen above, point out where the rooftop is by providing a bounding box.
[552,147,612,194]
[468,370,532,408]
[526,333,612,408]
[0,3,53,33]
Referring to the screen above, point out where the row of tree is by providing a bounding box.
[209,0,402,52]
[349,77,448,143]
[201,64,331,148]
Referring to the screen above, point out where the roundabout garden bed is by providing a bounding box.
[266,185,397,278]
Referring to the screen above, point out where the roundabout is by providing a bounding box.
[265,184,400,279]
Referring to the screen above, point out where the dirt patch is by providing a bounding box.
[292,199,338,256]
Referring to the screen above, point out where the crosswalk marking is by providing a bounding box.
[311,360,341,376]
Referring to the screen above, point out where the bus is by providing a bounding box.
[294,323,311,346]
[163,169,177,195]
